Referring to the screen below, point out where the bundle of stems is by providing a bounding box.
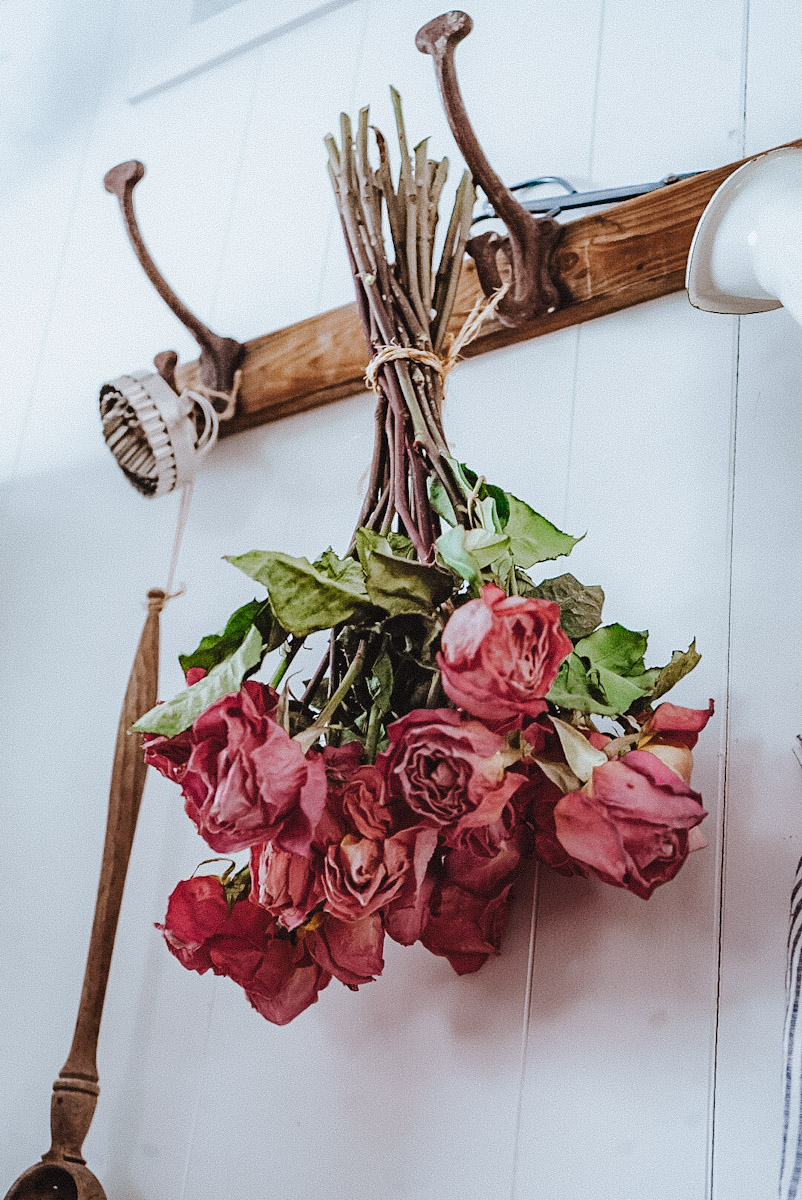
[325,90,476,562]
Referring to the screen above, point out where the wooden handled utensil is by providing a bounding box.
[3,589,164,1200]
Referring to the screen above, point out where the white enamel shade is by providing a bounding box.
[686,146,802,322]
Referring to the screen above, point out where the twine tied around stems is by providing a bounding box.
[363,282,509,395]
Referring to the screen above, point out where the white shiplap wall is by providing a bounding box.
[1,2,797,1197]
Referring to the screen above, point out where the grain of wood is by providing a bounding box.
[175,138,802,437]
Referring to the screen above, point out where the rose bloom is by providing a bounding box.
[303,912,385,988]
[158,875,330,1025]
[148,680,327,856]
[341,764,397,839]
[422,882,515,975]
[381,708,523,834]
[142,726,193,785]
[421,823,525,974]
[250,842,325,931]
[521,773,587,877]
[554,747,708,900]
[323,827,437,923]
[637,699,715,786]
[437,583,572,721]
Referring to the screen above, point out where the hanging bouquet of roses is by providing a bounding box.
[135,95,713,1026]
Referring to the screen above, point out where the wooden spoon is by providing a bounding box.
[4,591,164,1200]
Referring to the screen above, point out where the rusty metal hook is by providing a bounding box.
[415,11,563,327]
[103,160,243,397]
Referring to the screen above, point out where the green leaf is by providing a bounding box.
[226,549,370,637]
[435,525,510,586]
[534,757,582,793]
[588,665,650,714]
[443,458,510,526]
[475,494,503,533]
[549,623,659,716]
[504,494,581,568]
[367,649,394,716]
[429,478,457,526]
[222,865,251,912]
[649,641,702,701]
[178,599,281,674]
[574,624,648,676]
[314,547,367,590]
[134,624,264,736]
[385,532,417,560]
[355,528,455,615]
[526,573,604,641]
[548,655,616,715]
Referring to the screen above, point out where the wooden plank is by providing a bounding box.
[175,137,802,438]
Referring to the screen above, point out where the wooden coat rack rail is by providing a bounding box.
[172,138,801,441]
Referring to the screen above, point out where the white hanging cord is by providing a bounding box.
[162,390,220,599]
[164,479,195,599]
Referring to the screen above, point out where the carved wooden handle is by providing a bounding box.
[49,590,163,1162]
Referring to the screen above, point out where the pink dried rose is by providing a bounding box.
[637,699,715,787]
[341,763,398,839]
[437,583,573,721]
[420,822,525,974]
[158,875,330,1025]
[142,726,193,785]
[381,708,523,833]
[553,749,708,900]
[422,882,515,976]
[177,680,327,856]
[304,912,385,988]
[250,842,325,931]
[323,827,437,923]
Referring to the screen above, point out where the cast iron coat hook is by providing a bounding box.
[104,160,244,396]
[416,11,563,327]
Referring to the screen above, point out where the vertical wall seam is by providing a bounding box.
[178,981,219,1200]
[586,0,607,185]
[508,7,607,1195]
[709,6,750,1196]
[508,864,542,1199]
[176,36,267,1200]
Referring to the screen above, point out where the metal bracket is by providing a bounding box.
[416,10,563,327]
[103,160,244,406]
[472,173,702,223]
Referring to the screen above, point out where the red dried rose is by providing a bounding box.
[553,750,707,899]
[158,875,330,1025]
[437,583,572,721]
[420,820,524,974]
[381,708,523,833]
[305,912,385,988]
[178,680,327,856]
[142,727,193,785]
[422,882,515,975]
[250,842,325,931]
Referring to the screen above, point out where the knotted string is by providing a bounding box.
[192,368,242,421]
[364,283,509,394]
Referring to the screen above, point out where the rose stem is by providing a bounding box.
[306,640,368,734]
[269,637,303,690]
[365,701,382,763]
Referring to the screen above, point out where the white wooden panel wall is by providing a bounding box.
[1,2,798,1197]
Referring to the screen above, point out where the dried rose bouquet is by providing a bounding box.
[135,97,712,1025]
